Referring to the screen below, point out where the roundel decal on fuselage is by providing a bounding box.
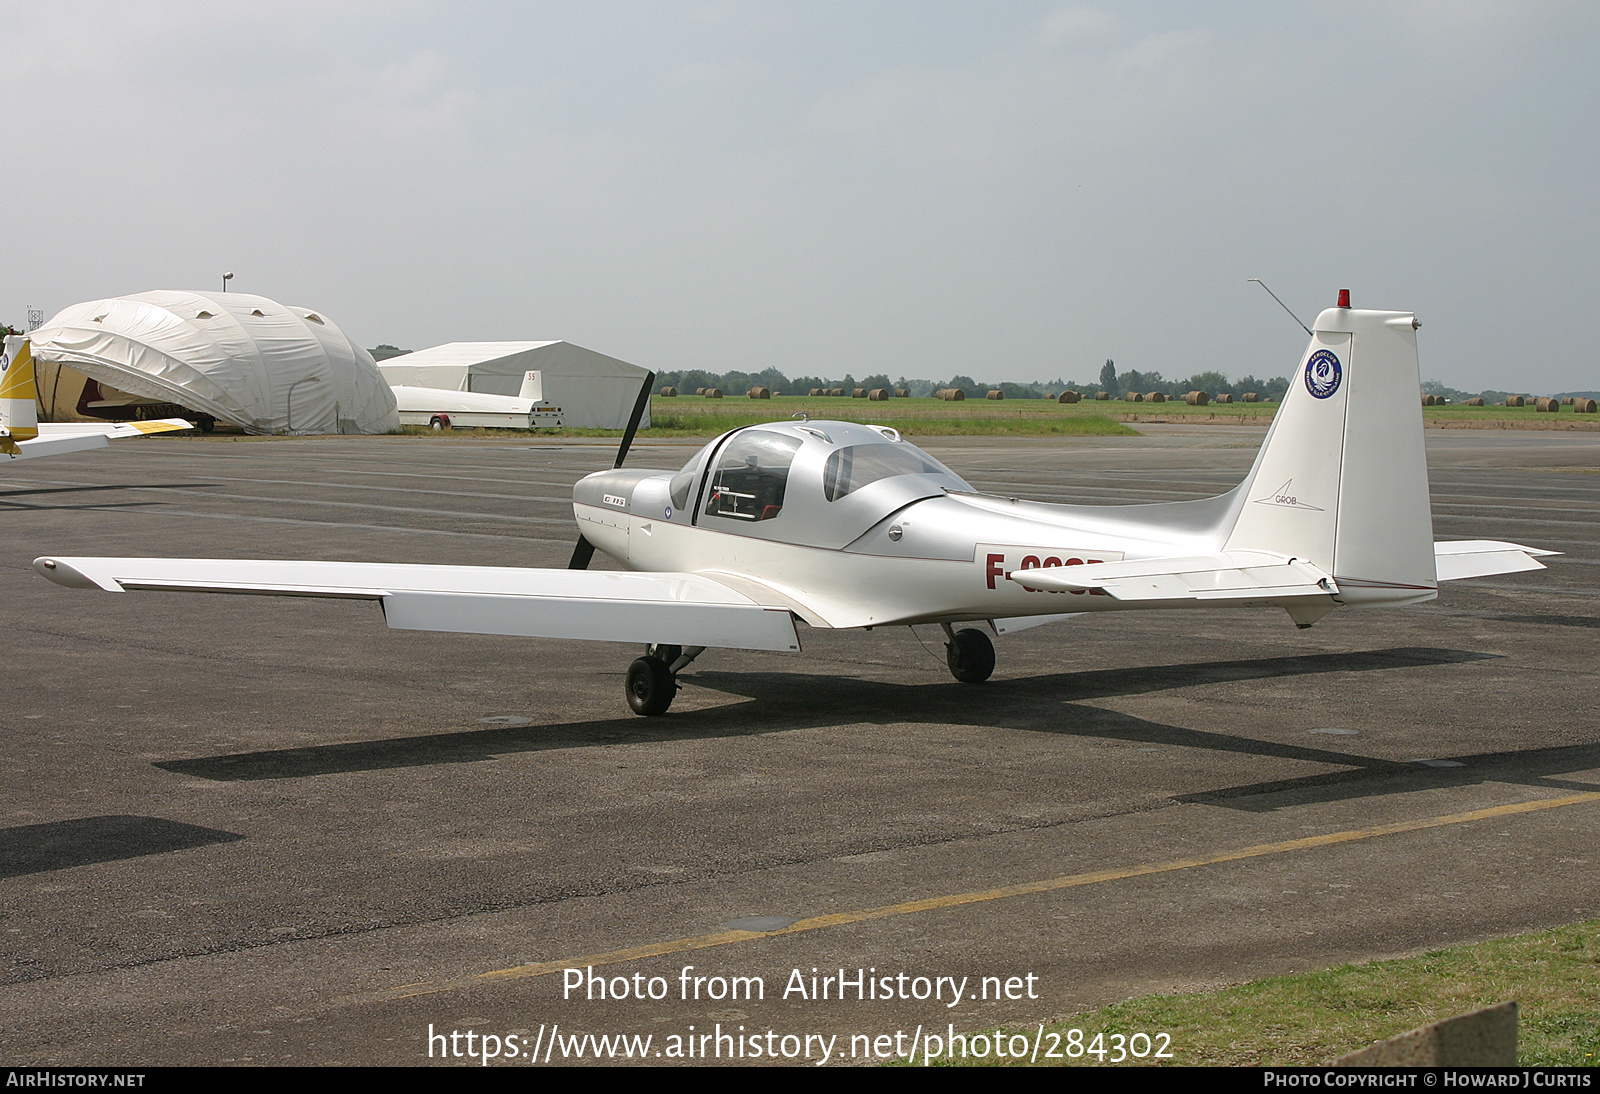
[1304,349,1342,399]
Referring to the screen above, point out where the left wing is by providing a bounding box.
[34,556,801,652]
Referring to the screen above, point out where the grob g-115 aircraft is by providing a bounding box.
[34,294,1551,715]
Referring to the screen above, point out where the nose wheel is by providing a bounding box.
[943,626,995,683]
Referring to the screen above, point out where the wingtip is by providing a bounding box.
[33,557,121,590]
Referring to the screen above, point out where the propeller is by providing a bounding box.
[568,370,655,570]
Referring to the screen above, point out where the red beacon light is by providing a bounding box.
[1337,288,1351,308]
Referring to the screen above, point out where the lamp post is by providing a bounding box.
[222,272,234,293]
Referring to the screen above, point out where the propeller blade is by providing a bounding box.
[568,535,596,570]
[613,371,655,469]
[567,372,653,571]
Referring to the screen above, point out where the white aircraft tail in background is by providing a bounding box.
[1,336,190,460]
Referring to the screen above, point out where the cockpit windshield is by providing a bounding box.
[702,430,804,522]
[822,444,957,502]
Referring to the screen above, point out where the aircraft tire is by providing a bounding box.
[626,656,676,716]
[946,628,995,684]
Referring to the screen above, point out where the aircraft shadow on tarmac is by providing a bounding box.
[144,644,1600,816]
[0,815,244,879]
[0,483,209,513]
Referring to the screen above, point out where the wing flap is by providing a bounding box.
[381,591,798,649]
[33,557,801,651]
[1434,540,1558,581]
[1006,552,1336,602]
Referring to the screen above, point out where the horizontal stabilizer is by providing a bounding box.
[6,434,111,461]
[1434,540,1558,582]
[1005,552,1335,602]
[33,557,801,652]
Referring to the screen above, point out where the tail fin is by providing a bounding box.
[1222,299,1436,605]
[518,370,543,401]
[0,336,40,453]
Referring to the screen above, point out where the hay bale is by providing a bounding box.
[1562,397,1576,405]
[1057,390,1080,403]
[1146,391,1166,403]
[1184,391,1209,406]
[705,387,723,398]
[1537,397,1560,412]
[936,388,966,401]
[1124,391,1143,402]
[1575,398,1597,413]
[695,387,707,395]
[986,389,1004,400]
[1506,395,1524,407]
[827,387,844,397]
[1242,392,1259,402]
[1466,397,1484,406]
[868,388,890,401]
[852,387,867,398]
[659,386,678,397]
[895,387,909,398]
[747,386,770,399]
[1215,392,1232,403]
[1095,391,1111,400]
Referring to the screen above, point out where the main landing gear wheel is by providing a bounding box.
[626,656,676,716]
[945,627,995,684]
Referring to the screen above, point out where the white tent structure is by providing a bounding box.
[376,342,650,429]
[27,291,399,435]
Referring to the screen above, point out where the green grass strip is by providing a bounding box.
[945,918,1600,1066]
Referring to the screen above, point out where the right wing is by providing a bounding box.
[33,557,801,652]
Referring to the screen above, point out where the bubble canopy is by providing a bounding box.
[672,421,970,549]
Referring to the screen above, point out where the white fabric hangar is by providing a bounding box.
[376,342,651,429]
[27,291,400,435]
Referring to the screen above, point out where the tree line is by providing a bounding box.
[652,359,1292,401]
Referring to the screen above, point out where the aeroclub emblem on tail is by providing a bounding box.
[1304,349,1341,399]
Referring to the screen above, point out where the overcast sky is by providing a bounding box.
[4,2,1596,391]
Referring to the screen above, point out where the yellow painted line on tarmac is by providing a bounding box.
[375,791,1600,1002]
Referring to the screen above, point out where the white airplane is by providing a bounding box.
[1,336,190,457]
[32,294,1552,715]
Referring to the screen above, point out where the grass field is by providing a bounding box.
[186,393,1600,440]
[644,394,1600,437]
[944,918,1600,1067]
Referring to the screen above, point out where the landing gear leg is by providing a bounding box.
[942,624,995,684]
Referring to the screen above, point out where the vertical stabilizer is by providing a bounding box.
[0,336,40,452]
[519,370,543,402]
[1223,299,1435,606]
